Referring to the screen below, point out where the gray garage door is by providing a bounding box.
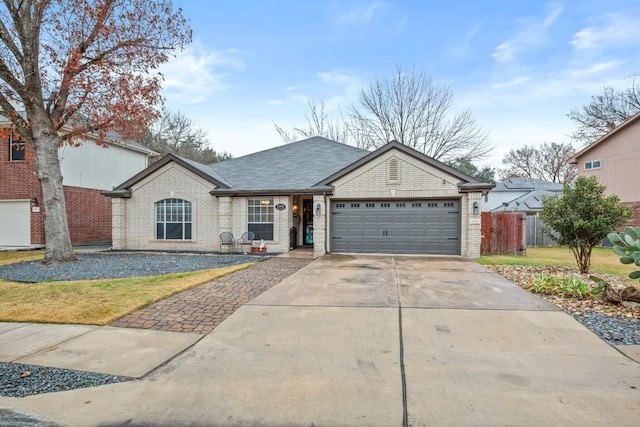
[330,200,460,255]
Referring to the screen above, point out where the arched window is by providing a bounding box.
[156,198,192,240]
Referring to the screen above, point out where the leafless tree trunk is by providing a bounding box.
[0,0,190,263]
[29,107,75,262]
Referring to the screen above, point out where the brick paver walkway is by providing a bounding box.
[110,257,313,334]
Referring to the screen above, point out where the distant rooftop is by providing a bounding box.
[493,177,564,192]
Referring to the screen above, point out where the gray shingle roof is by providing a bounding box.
[208,137,369,191]
[491,189,562,212]
[492,177,563,192]
[175,155,230,187]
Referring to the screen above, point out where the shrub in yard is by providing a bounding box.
[529,273,599,299]
[540,176,632,274]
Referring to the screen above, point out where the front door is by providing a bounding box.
[303,200,314,245]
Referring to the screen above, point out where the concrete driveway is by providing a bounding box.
[2,255,639,426]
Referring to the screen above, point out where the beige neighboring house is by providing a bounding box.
[570,111,640,225]
[105,137,494,257]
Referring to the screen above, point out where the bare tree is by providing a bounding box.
[500,142,577,184]
[568,82,640,146]
[143,109,231,164]
[0,0,190,262]
[274,100,354,143]
[350,66,491,162]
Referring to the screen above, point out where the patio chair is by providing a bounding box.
[237,231,255,254]
[219,231,235,253]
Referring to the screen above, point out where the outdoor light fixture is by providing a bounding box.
[30,197,38,207]
[316,203,321,216]
[472,201,479,215]
[292,203,298,213]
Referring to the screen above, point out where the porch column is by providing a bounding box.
[313,194,326,257]
[111,198,126,249]
[218,196,233,245]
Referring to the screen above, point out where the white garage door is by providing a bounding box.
[0,200,31,246]
[331,200,461,255]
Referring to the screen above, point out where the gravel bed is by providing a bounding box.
[0,362,131,398]
[570,311,640,345]
[485,264,640,346]
[0,252,266,282]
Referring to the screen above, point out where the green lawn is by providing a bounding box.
[0,250,255,325]
[478,246,633,279]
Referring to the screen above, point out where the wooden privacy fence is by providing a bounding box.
[481,212,527,255]
[525,214,556,247]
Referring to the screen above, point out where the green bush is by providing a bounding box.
[540,176,632,274]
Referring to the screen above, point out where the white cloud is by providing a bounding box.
[266,99,283,106]
[492,4,563,63]
[333,1,383,25]
[159,42,245,104]
[571,13,640,50]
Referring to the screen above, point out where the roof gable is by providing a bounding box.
[317,140,490,188]
[106,153,229,197]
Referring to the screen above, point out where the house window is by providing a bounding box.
[155,198,192,240]
[584,160,601,170]
[388,158,400,183]
[10,130,26,161]
[248,198,274,240]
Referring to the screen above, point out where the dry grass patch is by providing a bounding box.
[478,246,634,281]
[0,250,44,266]
[0,263,254,325]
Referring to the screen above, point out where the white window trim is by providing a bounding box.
[584,159,602,171]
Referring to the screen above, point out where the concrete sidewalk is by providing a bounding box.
[1,255,639,426]
[0,323,200,378]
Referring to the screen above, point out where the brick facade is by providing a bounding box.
[329,149,482,258]
[623,201,640,227]
[65,186,112,244]
[0,133,112,245]
[111,146,486,258]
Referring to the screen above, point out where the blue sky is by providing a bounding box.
[162,0,640,169]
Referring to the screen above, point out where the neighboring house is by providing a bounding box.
[0,123,157,247]
[105,137,494,257]
[571,110,640,225]
[481,177,564,248]
[482,177,563,213]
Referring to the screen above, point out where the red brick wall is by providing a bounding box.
[0,131,45,244]
[623,201,640,227]
[64,185,112,244]
[1,131,111,245]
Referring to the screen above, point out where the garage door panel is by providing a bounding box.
[331,200,460,255]
[0,200,31,246]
